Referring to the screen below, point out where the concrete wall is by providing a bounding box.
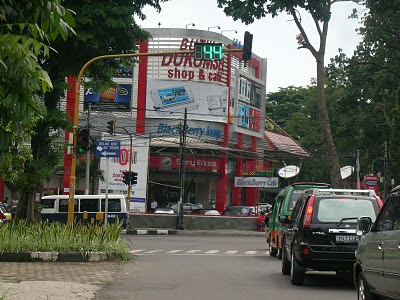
[128,214,258,231]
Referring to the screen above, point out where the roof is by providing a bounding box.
[264,131,310,158]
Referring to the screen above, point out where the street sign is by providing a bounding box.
[95,140,121,158]
[242,170,274,177]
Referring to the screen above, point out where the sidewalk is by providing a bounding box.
[126,228,265,236]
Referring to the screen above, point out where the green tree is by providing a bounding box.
[217,0,358,187]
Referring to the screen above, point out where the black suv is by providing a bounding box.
[280,189,382,285]
[354,185,400,300]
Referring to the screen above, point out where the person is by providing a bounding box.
[150,199,158,212]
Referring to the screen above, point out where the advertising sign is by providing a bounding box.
[84,84,132,111]
[238,104,260,131]
[150,155,221,172]
[98,136,149,213]
[238,77,261,108]
[242,170,274,177]
[364,175,379,194]
[235,177,279,188]
[146,79,228,123]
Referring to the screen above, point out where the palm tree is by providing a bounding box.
[76,157,105,194]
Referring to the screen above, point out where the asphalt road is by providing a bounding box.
[96,235,355,300]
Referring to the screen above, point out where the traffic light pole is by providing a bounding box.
[176,108,187,230]
[67,48,243,228]
[85,103,91,195]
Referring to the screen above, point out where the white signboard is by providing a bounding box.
[98,136,149,213]
[146,79,228,123]
[235,177,279,188]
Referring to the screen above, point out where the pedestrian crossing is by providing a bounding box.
[129,249,270,256]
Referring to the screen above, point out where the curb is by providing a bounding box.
[0,251,122,262]
[127,229,177,235]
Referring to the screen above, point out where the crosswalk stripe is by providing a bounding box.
[129,250,145,253]
[245,251,257,255]
[204,250,219,254]
[144,250,163,254]
[185,250,201,254]
[166,250,182,254]
[225,250,238,254]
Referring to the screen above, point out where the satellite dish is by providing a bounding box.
[278,165,300,178]
[340,166,354,180]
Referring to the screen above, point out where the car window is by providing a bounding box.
[315,198,378,223]
[376,194,399,232]
[59,199,78,212]
[288,189,306,210]
[41,198,55,209]
[392,196,400,230]
[80,199,99,212]
[291,198,305,223]
[101,199,122,213]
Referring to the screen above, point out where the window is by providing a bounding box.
[376,195,399,232]
[59,199,78,212]
[316,198,378,223]
[41,199,55,209]
[288,189,305,210]
[291,198,305,223]
[80,199,99,212]
[392,196,400,230]
[101,199,122,213]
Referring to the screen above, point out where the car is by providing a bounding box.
[221,206,256,216]
[169,203,202,214]
[266,182,331,258]
[0,203,12,221]
[154,208,175,215]
[190,209,220,216]
[280,188,382,286]
[354,185,400,299]
[258,203,272,214]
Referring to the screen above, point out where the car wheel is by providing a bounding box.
[269,237,278,257]
[357,271,376,300]
[290,250,305,285]
[281,246,291,275]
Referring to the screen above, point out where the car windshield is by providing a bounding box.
[316,198,378,223]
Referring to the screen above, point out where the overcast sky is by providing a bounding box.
[136,0,365,93]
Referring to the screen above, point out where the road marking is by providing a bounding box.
[204,250,219,254]
[129,250,145,253]
[166,250,182,254]
[225,250,238,254]
[245,251,257,255]
[265,251,270,254]
[185,250,202,254]
[144,250,163,254]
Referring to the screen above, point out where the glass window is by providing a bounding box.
[41,199,55,209]
[392,195,400,231]
[101,199,121,213]
[376,195,399,232]
[80,199,99,212]
[288,189,306,210]
[59,199,78,212]
[316,198,378,223]
[291,198,305,222]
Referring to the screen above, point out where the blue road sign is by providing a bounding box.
[95,140,121,158]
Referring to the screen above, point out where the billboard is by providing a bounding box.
[235,177,279,188]
[98,136,149,213]
[238,104,260,131]
[150,155,221,172]
[238,77,262,108]
[84,83,132,111]
[146,79,228,123]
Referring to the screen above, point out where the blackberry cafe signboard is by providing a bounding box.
[235,177,279,188]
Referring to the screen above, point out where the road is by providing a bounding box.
[96,235,355,300]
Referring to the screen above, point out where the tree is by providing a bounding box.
[217,0,356,187]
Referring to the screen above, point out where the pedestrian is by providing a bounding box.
[151,199,158,212]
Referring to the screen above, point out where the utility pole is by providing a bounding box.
[176,108,187,230]
[356,150,360,189]
[384,141,388,199]
[85,103,91,195]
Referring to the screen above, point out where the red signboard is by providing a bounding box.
[150,155,221,172]
[364,175,379,194]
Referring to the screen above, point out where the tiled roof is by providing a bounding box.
[264,131,310,158]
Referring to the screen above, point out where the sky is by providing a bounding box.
[136,0,365,93]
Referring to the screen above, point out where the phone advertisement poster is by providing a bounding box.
[84,84,132,111]
[146,79,228,123]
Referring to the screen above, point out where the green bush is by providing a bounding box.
[0,220,130,261]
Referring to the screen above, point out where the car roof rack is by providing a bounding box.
[291,182,331,187]
[305,189,377,197]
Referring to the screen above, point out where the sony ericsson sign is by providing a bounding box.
[234,177,279,188]
[157,123,222,139]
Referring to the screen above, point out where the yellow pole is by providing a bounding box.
[66,48,243,227]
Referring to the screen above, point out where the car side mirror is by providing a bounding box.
[278,214,290,224]
[357,217,373,236]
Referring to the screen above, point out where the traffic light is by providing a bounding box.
[131,172,138,185]
[242,31,253,61]
[122,171,131,185]
[77,128,89,154]
[107,120,115,136]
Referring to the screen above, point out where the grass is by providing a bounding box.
[0,220,130,261]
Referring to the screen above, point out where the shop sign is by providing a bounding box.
[150,156,221,172]
[364,175,379,194]
[235,177,279,188]
[242,171,274,177]
[156,123,222,139]
[238,104,260,131]
[84,83,132,111]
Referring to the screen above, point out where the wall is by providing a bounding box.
[128,214,258,231]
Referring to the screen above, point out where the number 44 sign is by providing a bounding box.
[194,43,223,61]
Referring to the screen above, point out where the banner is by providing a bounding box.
[84,83,132,111]
[238,104,260,131]
[150,155,221,172]
[98,136,149,213]
[146,79,228,123]
[235,177,279,188]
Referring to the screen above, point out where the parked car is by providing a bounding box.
[221,206,256,216]
[354,185,400,299]
[154,208,175,215]
[258,203,272,214]
[280,188,382,286]
[266,182,331,258]
[190,209,220,216]
[169,203,202,214]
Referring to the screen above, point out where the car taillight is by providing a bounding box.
[375,196,383,209]
[303,195,315,229]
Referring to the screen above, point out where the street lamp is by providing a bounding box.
[208,26,220,31]
[186,23,195,29]
[221,30,237,35]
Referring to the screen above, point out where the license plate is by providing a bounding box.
[335,235,359,243]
